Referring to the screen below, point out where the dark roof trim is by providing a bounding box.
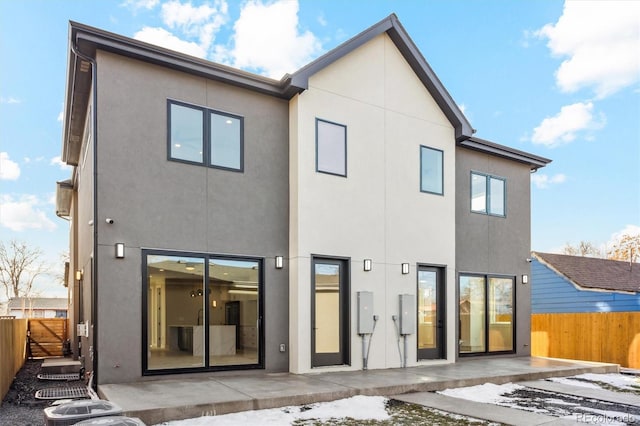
[461,136,552,171]
[70,21,290,98]
[289,14,474,142]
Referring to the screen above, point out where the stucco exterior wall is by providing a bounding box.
[94,50,289,384]
[290,34,456,373]
[455,147,532,356]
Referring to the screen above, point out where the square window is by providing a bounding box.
[168,100,243,172]
[420,146,443,195]
[316,119,347,177]
[471,172,506,217]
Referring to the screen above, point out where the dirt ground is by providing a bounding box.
[0,359,86,426]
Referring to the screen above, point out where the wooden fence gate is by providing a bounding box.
[28,318,68,358]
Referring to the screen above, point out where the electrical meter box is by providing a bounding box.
[399,294,415,335]
[357,291,374,334]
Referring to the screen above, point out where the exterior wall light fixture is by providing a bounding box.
[115,243,125,259]
[522,274,529,284]
[363,259,372,271]
[75,270,83,281]
[275,256,284,269]
[401,263,410,274]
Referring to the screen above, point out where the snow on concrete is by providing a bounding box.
[550,373,640,392]
[438,382,524,405]
[157,395,390,425]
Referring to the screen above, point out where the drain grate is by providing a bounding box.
[37,373,81,381]
[35,386,89,400]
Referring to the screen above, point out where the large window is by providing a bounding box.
[420,146,443,195]
[471,172,505,216]
[168,100,244,171]
[316,118,347,177]
[459,274,514,355]
[143,250,262,374]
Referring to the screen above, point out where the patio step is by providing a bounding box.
[40,358,82,375]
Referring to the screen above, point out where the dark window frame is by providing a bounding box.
[416,263,447,360]
[458,273,516,357]
[470,171,506,217]
[315,118,347,177]
[167,99,244,172]
[141,249,265,376]
[420,145,444,195]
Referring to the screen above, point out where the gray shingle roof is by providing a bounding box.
[532,252,640,293]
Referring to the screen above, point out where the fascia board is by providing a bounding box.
[460,137,552,170]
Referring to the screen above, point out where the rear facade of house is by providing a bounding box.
[57,15,549,386]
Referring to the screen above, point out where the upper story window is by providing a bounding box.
[168,100,244,172]
[420,145,443,195]
[471,172,505,216]
[316,118,347,177]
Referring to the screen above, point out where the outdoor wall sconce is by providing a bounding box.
[75,270,83,281]
[275,256,284,269]
[522,274,529,284]
[115,243,125,259]
[363,259,372,271]
[401,263,410,274]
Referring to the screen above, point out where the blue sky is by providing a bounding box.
[1,0,638,299]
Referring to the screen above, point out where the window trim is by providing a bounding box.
[315,118,347,178]
[419,145,444,195]
[167,99,244,172]
[458,273,516,357]
[470,171,506,217]
[141,248,265,376]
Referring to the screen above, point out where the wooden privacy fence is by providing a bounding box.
[28,318,68,358]
[532,312,640,369]
[0,318,28,403]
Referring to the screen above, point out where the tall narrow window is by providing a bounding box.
[210,111,243,171]
[316,118,347,177]
[169,103,204,164]
[420,146,443,195]
[471,172,506,217]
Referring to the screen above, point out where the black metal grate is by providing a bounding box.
[37,373,81,381]
[35,386,89,400]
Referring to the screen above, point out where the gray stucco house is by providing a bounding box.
[56,14,550,386]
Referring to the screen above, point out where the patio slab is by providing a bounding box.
[97,357,618,425]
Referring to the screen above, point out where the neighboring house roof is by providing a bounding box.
[8,297,68,310]
[63,14,550,171]
[532,252,640,294]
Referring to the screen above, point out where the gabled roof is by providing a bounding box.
[288,14,473,142]
[532,252,640,294]
[62,14,548,169]
[8,297,68,310]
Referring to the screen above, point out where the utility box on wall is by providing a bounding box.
[399,294,415,335]
[357,291,374,334]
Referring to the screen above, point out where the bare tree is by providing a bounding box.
[0,240,50,300]
[607,233,640,263]
[562,241,602,258]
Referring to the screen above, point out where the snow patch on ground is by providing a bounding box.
[158,395,390,425]
[438,382,524,405]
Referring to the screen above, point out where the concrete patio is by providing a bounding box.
[98,357,618,425]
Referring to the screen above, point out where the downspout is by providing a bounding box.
[71,40,99,390]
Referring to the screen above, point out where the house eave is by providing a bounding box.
[461,137,552,170]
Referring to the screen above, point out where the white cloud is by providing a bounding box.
[223,0,323,79]
[50,156,72,171]
[536,1,640,98]
[531,102,605,147]
[134,26,207,58]
[317,13,327,27]
[0,152,20,180]
[0,194,57,232]
[121,0,159,10]
[161,0,228,49]
[0,96,21,104]
[531,173,566,189]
